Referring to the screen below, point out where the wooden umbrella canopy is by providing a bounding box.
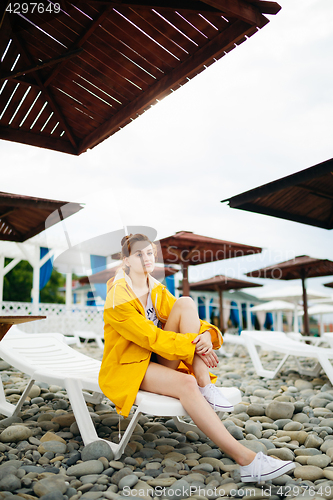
[189,274,262,331]
[222,158,333,229]
[79,263,178,284]
[246,255,333,335]
[0,0,280,155]
[158,231,262,296]
[0,191,82,242]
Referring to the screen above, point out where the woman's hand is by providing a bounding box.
[192,331,219,368]
[192,330,213,355]
[197,350,219,368]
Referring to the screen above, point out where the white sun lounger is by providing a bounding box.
[0,332,241,459]
[240,330,333,382]
[73,330,104,349]
[219,332,247,357]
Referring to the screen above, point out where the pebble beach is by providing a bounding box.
[1,342,333,500]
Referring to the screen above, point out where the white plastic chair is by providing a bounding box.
[240,330,333,382]
[219,332,247,357]
[0,332,241,459]
[73,330,104,349]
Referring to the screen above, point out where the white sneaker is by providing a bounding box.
[240,452,296,483]
[199,383,234,412]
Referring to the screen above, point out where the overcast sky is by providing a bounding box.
[1,0,333,299]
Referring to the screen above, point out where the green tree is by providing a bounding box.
[3,259,32,302]
[40,269,65,304]
[3,258,65,304]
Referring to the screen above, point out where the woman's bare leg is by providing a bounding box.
[140,362,255,466]
[157,297,211,386]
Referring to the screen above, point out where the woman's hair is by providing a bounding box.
[121,233,157,273]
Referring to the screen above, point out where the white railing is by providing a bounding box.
[0,301,104,334]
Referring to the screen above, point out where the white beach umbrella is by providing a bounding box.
[251,300,298,331]
[257,285,329,333]
[298,303,333,335]
[250,300,296,312]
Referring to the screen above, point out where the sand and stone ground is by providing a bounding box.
[1,341,333,499]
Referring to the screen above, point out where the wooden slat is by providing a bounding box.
[0,11,12,57]
[201,0,268,28]
[159,10,215,40]
[154,9,208,45]
[248,1,281,15]
[0,39,21,74]
[13,9,79,50]
[75,51,140,99]
[0,125,76,154]
[0,80,20,116]
[35,111,56,135]
[197,10,235,30]
[66,59,130,105]
[53,73,114,123]
[29,101,55,132]
[9,85,45,129]
[17,95,46,131]
[51,86,107,127]
[43,5,114,88]
[101,11,176,71]
[131,8,198,56]
[59,61,126,109]
[50,91,102,130]
[1,48,83,83]
[114,6,185,61]
[12,31,79,148]
[84,36,154,88]
[79,19,252,153]
[91,24,163,80]
[0,83,28,125]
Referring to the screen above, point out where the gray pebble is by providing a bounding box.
[0,474,21,491]
[67,460,104,476]
[266,401,294,420]
[81,440,114,461]
[118,474,139,489]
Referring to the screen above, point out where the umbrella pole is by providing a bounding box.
[293,300,299,333]
[182,263,190,297]
[218,288,224,333]
[301,271,310,335]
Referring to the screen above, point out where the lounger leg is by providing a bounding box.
[83,391,104,405]
[315,355,333,385]
[64,378,103,446]
[112,407,143,460]
[0,375,16,416]
[65,379,125,459]
[95,337,104,350]
[293,357,323,378]
[245,340,289,379]
[12,379,35,417]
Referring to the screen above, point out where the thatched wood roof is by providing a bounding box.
[159,230,262,266]
[222,158,333,229]
[189,274,262,291]
[0,0,280,155]
[0,191,82,241]
[246,255,333,281]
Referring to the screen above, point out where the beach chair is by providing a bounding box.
[0,332,241,459]
[9,325,82,348]
[73,330,104,349]
[240,330,333,382]
[219,332,247,357]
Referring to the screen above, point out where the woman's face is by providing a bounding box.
[124,241,155,275]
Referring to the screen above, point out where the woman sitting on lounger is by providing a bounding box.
[99,233,295,483]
